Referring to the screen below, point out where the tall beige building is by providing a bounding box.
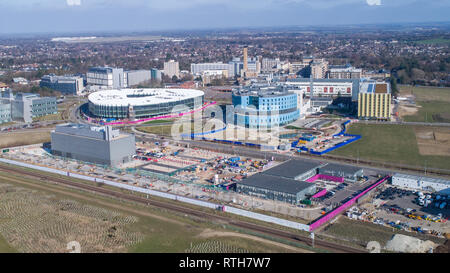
[310,59,329,79]
[243,46,248,73]
[163,60,180,79]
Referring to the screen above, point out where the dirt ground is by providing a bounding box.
[399,104,420,119]
[414,127,450,156]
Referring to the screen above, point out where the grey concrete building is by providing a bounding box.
[87,67,125,89]
[318,163,364,182]
[264,159,323,181]
[125,70,152,87]
[237,173,316,204]
[51,123,135,167]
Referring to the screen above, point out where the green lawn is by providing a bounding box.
[403,101,450,123]
[399,86,450,123]
[415,38,450,45]
[0,233,16,253]
[329,123,450,170]
[142,119,175,125]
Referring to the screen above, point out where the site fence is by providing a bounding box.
[309,175,390,231]
[0,157,310,232]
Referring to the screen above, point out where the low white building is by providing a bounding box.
[392,173,450,194]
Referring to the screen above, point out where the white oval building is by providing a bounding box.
[88,88,204,120]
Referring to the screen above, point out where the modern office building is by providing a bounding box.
[163,60,180,79]
[392,173,450,193]
[289,60,311,74]
[1,90,57,123]
[358,81,391,120]
[51,123,135,167]
[236,173,316,204]
[285,78,360,101]
[231,85,299,128]
[87,67,125,89]
[0,101,11,124]
[40,74,84,95]
[261,58,281,73]
[150,68,162,81]
[125,70,152,87]
[88,88,204,120]
[228,54,261,77]
[191,62,232,76]
[328,65,362,79]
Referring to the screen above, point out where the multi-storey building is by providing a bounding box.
[51,123,135,167]
[1,90,57,123]
[163,60,180,79]
[190,62,232,76]
[285,78,360,101]
[125,70,151,87]
[150,68,162,81]
[310,59,329,79]
[86,67,125,89]
[358,81,391,120]
[328,65,362,79]
[40,74,84,95]
[261,58,281,73]
[0,101,11,124]
[231,85,299,129]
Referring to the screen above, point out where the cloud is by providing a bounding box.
[66,0,81,6]
[366,0,381,6]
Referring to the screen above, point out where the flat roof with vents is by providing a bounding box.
[88,88,204,107]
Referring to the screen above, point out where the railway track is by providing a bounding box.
[0,163,364,253]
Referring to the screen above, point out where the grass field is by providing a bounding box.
[0,169,304,253]
[142,119,176,125]
[0,131,51,149]
[399,85,450,123]
[329,123,450,170]
[33,112,63,122]
[137,122,214,136]
[0,233,16,253]
[415,38,450,45]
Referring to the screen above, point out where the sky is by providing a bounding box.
[0,0,449,34]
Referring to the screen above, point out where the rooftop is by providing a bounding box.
[394,173,450,185]
[233,85,295,98]
[319,162,363,175]
[239,173,315,195]
[263,159,323,179]
[88,88,204,106]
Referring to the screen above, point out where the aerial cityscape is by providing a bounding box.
[0,0,449,262]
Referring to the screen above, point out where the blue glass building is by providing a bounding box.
[231,85,299,128]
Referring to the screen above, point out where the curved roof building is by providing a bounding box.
[88,88,204,120]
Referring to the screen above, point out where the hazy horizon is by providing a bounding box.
[0,0,449,35]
